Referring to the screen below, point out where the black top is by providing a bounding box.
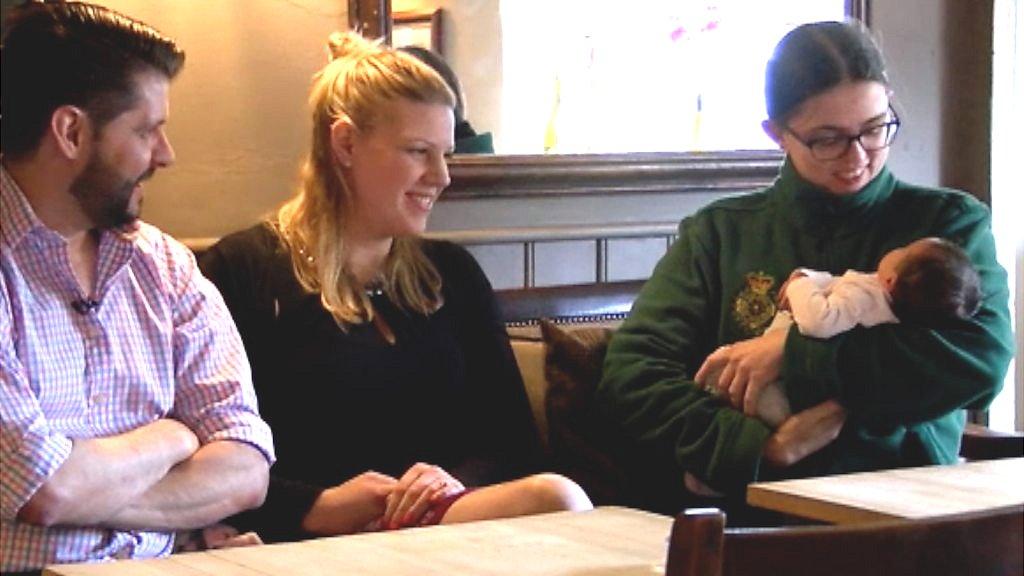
[199,224,541,542]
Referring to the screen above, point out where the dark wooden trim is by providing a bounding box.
[422,222,678,245]
[348,0,390,40]
[960,423,1024,460]
[393,9,444,55]
[496,280,644,326]
[668,505,1024,576]
[666,509,725,576]
[443,151,783,200]
[847,0,871,27]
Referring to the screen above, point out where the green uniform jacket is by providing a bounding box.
[597,160,1013,495]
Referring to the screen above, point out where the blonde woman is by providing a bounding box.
[200,32,591,543]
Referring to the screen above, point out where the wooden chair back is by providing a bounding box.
[666,505,1024,576]
[960,423,1024,461]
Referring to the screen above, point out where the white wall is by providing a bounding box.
[437,0,503,146]
[871,0,945,187]
[990,0,1023,432]
[392,0,503,151]
[94,0,345,239]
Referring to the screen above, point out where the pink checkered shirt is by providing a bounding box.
[0,167,275,572]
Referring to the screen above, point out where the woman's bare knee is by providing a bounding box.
[522,473,593,513]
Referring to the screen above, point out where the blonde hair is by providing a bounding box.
[276,31,456,326]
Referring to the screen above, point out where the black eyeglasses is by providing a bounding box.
[784,106,901,161]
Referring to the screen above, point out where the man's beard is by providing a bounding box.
[70,152,152,231]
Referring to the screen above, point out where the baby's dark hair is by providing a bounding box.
[889,239,981,327]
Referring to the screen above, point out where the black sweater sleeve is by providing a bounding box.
[198,225,327,543]
[426,241,545,483]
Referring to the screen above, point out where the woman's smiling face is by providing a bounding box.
[772,80,893,196]
[339,97,455,242]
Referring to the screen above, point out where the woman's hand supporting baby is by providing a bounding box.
[695,328,788,416]
[694,320,846,471]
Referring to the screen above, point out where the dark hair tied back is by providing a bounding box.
[765,20,888,122]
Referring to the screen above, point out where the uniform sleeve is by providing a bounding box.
[0,271,73,520]
[437,243,546,483]
[596,218,771,494]
[784,197,1013,427]
[163,239,275,464]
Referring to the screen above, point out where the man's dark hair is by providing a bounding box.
[890,239,982,327]
[1,1,185,157]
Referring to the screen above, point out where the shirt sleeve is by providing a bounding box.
[596,218,771,493]
[162,239,275,464]
[224,476,323,543]
[783,195,1013,427]
[787,272,897,339]
[0,272,74,520]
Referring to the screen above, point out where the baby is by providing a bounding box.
[706,237,982,427]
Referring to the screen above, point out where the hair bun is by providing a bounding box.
[326,31,378,62]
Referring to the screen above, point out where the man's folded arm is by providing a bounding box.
[102,439,269,531]
[14,418,199,527]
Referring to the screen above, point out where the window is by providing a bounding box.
[989,0,1022,432]
[499,0,847,154]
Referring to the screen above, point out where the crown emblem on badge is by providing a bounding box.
[732,271,777,336]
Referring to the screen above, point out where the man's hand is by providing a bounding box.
[202,523,263,549]
[177,523,264,551]
[695,328,787,417]
[762,400,847,467]
[301,471,398,536]
[381,463,465,530]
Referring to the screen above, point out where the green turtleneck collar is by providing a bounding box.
[774,157,896,237]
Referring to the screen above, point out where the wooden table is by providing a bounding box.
[747,457,1024,524]
[43,506,673,576]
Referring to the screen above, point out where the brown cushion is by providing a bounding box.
[541,320,612,415]
[540,319,627,504]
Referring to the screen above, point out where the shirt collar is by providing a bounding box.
[0,163,140,252]
[0,163,49,250]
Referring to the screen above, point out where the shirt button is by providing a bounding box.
[90,393,106,405]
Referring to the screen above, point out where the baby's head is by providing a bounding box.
[878,237,981,326]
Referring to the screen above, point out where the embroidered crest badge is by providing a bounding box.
[732,271,777,336]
